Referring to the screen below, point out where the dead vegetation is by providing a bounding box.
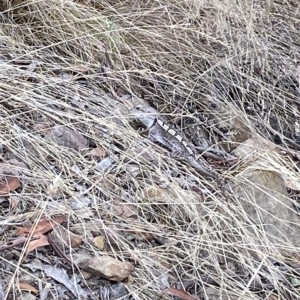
[1,0,300,299]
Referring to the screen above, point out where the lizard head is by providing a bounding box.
[130,104,158,129]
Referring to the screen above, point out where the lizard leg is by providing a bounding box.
[148,130,159,143]
[169,140,190,159]
[195,146,237,164]
[186,157,217,178]
[170,149,185,159]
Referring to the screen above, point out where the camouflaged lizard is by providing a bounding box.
[130,104,221,178]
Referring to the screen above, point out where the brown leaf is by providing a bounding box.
[65,65,91,72]
[15,216,66,236]
[18,282,39,294]
[0,176,21,196]
[162,287,199,300]
[45,126,88,151]
[87,147,106,158]
[92,236,105,250]
[25,233,49,257]
[112,201,138,219]
[33,122,51,135]
[49,224,83,249]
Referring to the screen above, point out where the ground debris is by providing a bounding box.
[24,259,89,298]
[74,253,135,281]
[0,176,21,196]
[49,224,83,249]
[45,126,88,151]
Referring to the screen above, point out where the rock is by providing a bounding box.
[235,169,300,248]
[74,253,135,281]
[80,270,93,280]
[233,136,300,248]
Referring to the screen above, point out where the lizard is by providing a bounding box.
[130,104,222,179]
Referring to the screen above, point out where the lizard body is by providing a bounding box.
[130,105,218,178]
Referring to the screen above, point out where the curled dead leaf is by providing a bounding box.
[15,216,66,236]
[162,287,199,300]
[87,147,106,158]
[45,126,88,151]
[0,176,21,196]
[25,233,50,258]
[49,224,83,249]
[112,201,138,219]
[18,282,39,294]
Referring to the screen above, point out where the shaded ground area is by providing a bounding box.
[1,0,300,299]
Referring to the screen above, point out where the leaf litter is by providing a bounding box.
[15,216,66,236]
[0,176,21,196]
[14,216,66,258]
[24,259,89,298]
[17,282,39,295]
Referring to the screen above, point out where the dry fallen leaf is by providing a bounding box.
[45,126,88,151]
[112,201,138,219]
[33,122,52,135]
[92,236,105,250]
[49,224,83,249]
[18,282,39,294]
[64,65,91,72]
[25,233,50,257]
[15,216,66,236]
[0,176,21,196]
[24,259,89,298]
[235,169,300,249]
[162,287,199,300]
[87,147,106,158]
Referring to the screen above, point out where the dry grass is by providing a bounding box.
[1,0,300,299]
